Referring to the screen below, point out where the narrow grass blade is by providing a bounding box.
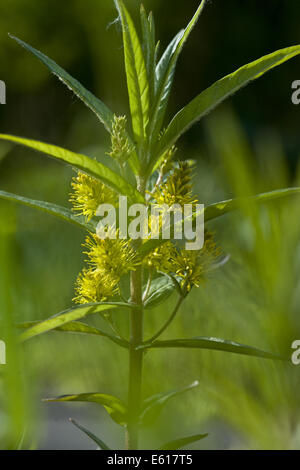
[141,381,199,425]
[69,419,111,450]
[159,433,208,450]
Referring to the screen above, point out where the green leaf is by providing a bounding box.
[152,30,183,124]
[69,419,111,450]
[149,0,207,146]
[140,381,199,425]
[138,187,300,258]
[20,302,132,342]
[144,275,176,309]
[156,45,300,165]
[9,35,114,133]
[159,433,208,450]
[205,187,300,222]
[115,0,150,143]
[143,337,285,360]
[44,393,127,426]
[17,320,129,348]
[0,190,95,232]
[0,134,144,203]
[10,35,140,174]
[140,6,156,100]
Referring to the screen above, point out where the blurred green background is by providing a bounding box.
[1,0,300,450]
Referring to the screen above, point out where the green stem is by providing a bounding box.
[125,176,146,450]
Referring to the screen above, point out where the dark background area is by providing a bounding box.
[1,0,299,167]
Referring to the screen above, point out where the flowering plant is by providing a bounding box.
[1,0,300,450]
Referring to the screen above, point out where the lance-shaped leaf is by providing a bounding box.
[115,0,150,143]
[144,275,176,309]
[140,381,199,425]
[9,35,114,133]
[149,0,207,144]
[0,134,144,203]
[154,45,300,167]
[17,321,129,348]
[69,419,111,450]
[44,393,127,427]
[140,5,156,101]
[159,433,208,450]
[9,35,140,173]
[0,190,96,232]
[138,187,300,258]
[205,187,300,222]
[20,302,132,342]
[142,337,285,360]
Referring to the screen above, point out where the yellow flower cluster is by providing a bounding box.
[145,160,204,277]
[84,231,138,276]
[151,161,197,207]
[143,241,177,272]
[70,130,220,303]
[74,230,139,304]
[108,115,133,165]
[70,171,117,221]
[172,232,222,292]
[74,268,119,304]
[145,232,221,293]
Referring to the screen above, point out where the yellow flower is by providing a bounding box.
[143,241,177,272]
[108,115,133,165]
[173,250,203,292]
[144,232,221,292]
[73,231,139,304]
[73,268,119,304]
[173,232,222,292]
[151,161,197,207]
[84,231,139,278]
[70,171,117,221]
